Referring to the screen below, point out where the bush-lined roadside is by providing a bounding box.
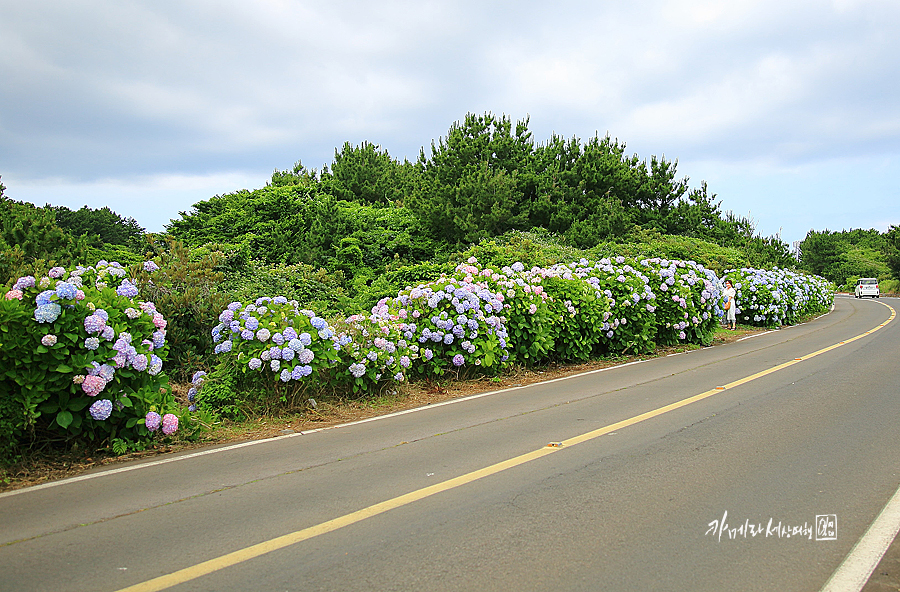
[0,322,767,493]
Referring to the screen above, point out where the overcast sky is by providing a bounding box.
[2,0,898,247]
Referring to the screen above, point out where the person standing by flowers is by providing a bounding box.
[723,279,737,330]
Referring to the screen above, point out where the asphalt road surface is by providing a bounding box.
[2,296,899,592]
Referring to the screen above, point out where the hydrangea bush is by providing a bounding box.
[0,261,181,458]
[721,267,834,327]
[370,272,511,377]
[200,257,834,411]
[642,258,722,345]
[209,297,340,398]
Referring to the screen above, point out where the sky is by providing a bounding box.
[1,0,899,249]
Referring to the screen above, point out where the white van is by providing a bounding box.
[855,278,880,298]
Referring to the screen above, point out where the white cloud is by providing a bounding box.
[1,0,899,238]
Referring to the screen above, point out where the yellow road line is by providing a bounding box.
[117,303,895,592]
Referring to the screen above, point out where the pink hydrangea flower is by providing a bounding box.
[81,375,106,397]
[4,289,23,300]
[161,413,178,435]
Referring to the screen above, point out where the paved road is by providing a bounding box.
[2,296,898,592]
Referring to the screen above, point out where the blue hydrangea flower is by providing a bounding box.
[310,317,328,330]
[248,357,262,370]
[34,303,62,323]
[349,362,366,378]
[299,332,312,347]
[35,290,56,306]
[152,331,166,349]
[116,281,139,298]
[89,399,113,421]
[245,317,260,331]
[55,282,77,300]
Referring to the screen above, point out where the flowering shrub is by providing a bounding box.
[209,297,340,396]
[371,271,511,377]
[721,267,834,327]
[331,313,414,395]
[487,262,555,365]
[0,261,180,459]
[197,256,833,411]
[642,258,721,345]
[562,257,658,354]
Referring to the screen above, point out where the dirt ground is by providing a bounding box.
[0,325,763,493]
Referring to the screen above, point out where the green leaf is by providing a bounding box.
[56,410,73,429]
[55,364,73,373]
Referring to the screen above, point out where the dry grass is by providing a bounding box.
[0,323,763,493]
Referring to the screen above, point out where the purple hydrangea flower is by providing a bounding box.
[145,411,161,431]
[148,355,162,375]
[245,317,260,331]
[349,362,366,378]
[116,281,139,298]
[84,314,106,333]
[452,354,465,367]
[143,261,160,272]
[152,331,166,349]
[191,370,206,384]
[89,399,113,421]
[14,276,36,290]
[297,348,314,364]
[132,354,149,372]
[48,266,65,279]
[248,357,262,370]
[256,328,271,342]
[41,334,58,347]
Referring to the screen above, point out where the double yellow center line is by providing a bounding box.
[118,303,895,592]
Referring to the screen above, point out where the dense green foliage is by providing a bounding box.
[799,227,899,290]
[0,181,147,285]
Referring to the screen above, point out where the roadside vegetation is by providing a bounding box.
[2,112,888,487]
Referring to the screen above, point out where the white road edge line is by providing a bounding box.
[820,482,900,592]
